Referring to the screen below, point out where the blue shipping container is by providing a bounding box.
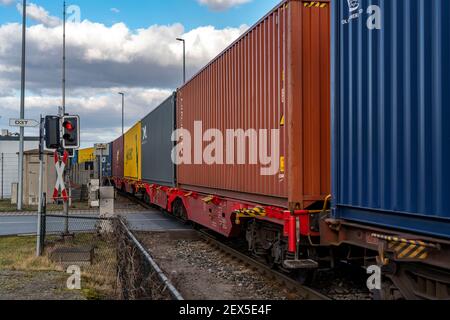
[71,150,78,166]
[331,0,450,239]
[102,143,113,177]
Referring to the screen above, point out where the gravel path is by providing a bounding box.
[313,265,371,300]
[139,232,303,300]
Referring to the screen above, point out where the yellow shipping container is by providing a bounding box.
[78,147,95,164]
[124,122,141,180]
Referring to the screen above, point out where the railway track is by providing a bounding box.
[196,229,330,300]
[118,191,330,300]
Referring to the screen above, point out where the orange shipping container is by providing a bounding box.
[176,0,330,210]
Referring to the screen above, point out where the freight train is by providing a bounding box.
[100,0,449,300]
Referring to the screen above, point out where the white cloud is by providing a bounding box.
[0,20,248,88]
[197,0,252,11]
[0,0,15,6]
[0,18,248,147]
[16,2,61,27]
[0,87,172,147]
[110,8,120,14]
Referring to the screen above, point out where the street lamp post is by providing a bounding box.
[118,92,125,136]
[176,38,186,84]
[17,0,27,211]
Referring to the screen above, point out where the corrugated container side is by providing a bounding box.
[124,122,142,180]
[177,0,331,209]
[141,93,176,186]
[78,148,95,164]
[112,136,124,179]
[332,0,450,238]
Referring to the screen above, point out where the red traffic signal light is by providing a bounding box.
[63,120,74,132]
[62,115,80,149]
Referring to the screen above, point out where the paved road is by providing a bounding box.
[0,209,190,237]
[125,211,191,232]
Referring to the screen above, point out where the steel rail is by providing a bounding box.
[119,191,329,300]
[197,230,330,300]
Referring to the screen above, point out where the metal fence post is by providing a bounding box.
[1,153,3,200]
[38,193,47,256]
[64,160,70,235]
[37,164,43,256]
[37,116,45,256]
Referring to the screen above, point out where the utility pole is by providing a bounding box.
[62,0,70,235]
[176,38,186,84]
[62,0,66,114]
[17,0,27,211]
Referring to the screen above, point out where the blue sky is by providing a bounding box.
[0,0,280,30]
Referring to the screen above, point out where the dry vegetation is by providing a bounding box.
[0,234,117,300]
[45,232,118,299]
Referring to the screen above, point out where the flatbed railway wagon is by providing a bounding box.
[110,0,332,271]
[322,0,450,299]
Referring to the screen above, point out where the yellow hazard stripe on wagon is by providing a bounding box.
[388,241,429,260]
[372,233,440,261]
[202,196,214,203]
[235,207,266,225]
[303,1,328,8]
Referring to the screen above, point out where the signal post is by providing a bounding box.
[41,114,80,244]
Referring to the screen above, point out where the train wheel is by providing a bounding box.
[265,254,276,269]
[293,269,316,285]
[142,192,150,204]
[173,199,188,223]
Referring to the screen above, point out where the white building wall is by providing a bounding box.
[0,139,39,199]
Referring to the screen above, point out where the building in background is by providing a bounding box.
[0,131,39,199]
[22,150,56,205]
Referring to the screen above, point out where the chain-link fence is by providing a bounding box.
[115,218,183,300]
[43,214,118,299]
[41,214,183,300]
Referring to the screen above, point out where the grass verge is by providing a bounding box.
[0,200,91,213]
[0,236,56,271]
[0,234,117,300]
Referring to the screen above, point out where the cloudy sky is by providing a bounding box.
[0,0,279,147]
